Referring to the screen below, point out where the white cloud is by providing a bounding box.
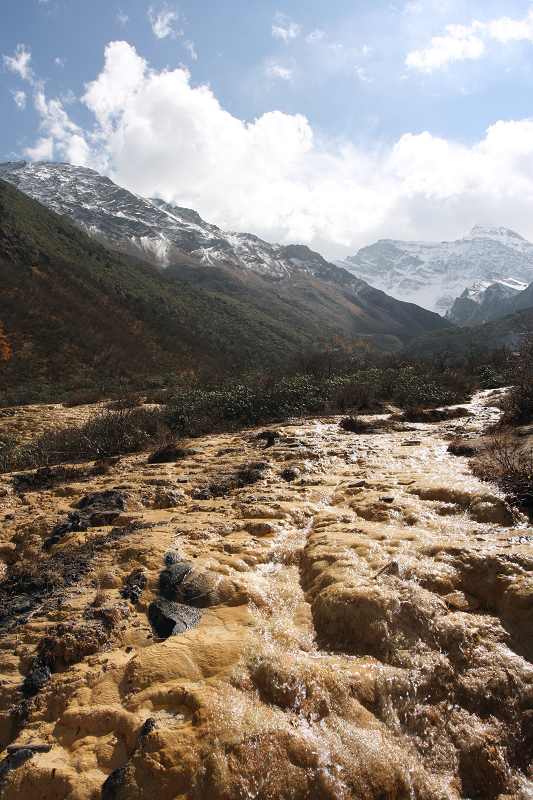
[117,10,129,27]
[272,13,301,43]
[485,10,533,43]
[407,9,533,72]
[265,63,293,81]
[24,136,54,161]
[11,90,27,110]
[184,40,198,60]
[3,44,33,82]
[24,40,533,254]
[406,24,485,71]
[148,5,181,39]
[54,56,65,67]
[27,89,91,164]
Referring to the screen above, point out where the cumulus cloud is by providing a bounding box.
[11,89,27,110]
[24,136,54,161]
[3,44,33,82]
[25,89,91,165]
[23,40,533,254]
[148,5,181,39]
[407,8,533,72]
[116,10,129,27]
[272,13,301,43]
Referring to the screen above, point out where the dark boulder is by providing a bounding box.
[256,430,280,447]
[148,599,202,638]
[101,766,127,800]
[175,571,220,608]
[22,659,51,697]
[159,562,193,600]
[280,467,300,482]
[138,717,157,739]
[77,490,126,512]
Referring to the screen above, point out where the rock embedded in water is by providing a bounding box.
[158,561,193,599]
[148,599,202,638]
[280,467,300,482]
[100,766,127,800]
[175,570,221,607]
[256,430,280,447]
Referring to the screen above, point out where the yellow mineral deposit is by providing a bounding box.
[0,388,532,799]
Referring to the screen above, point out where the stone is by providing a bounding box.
[158,562,193,599]
[148,599,202,638]
[22,659,51,697]
[101,766,127,800]
[281,467,300,482]
[152,488,185,509]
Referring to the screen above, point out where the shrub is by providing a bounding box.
[472,432,533,512]
[1,407,166,472]
[339,416,366,433]
[500,331,533,426]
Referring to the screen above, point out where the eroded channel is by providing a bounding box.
[1,390,532,799]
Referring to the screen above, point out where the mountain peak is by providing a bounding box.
[468,225,525,242]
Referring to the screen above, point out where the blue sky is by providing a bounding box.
[3,0,533,253]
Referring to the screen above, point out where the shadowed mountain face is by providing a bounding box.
[0,164,450,399]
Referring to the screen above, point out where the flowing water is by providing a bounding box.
[1,389,533,799]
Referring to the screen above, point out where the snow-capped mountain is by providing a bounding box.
[447,278,528,325]
[337,226,533,314]
[0,161,341,281]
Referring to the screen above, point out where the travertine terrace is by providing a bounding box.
[1,389,532,799]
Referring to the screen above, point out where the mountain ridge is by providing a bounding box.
[0,176,450,403]
[337,226,533,314]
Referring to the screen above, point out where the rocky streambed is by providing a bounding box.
[0,389,532,799]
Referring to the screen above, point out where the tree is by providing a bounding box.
[0,323,12,362]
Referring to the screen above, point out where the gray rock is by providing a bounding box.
[148,599,202,638]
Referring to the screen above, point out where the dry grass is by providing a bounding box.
[0,407,166,473]
[472,431,533,513]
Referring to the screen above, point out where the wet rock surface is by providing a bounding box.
[0,390,533,799]
[148,598,202,638]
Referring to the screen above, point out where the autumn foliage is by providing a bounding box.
[0,323,12,362]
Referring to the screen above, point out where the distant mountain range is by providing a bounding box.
[0,165,450,402]
[337,226,533,314]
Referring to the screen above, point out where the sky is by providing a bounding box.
[3,0,533,256]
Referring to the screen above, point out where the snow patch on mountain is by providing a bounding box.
[337,227,533,314]
[0,160,364,288]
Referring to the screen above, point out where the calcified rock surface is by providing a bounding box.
[1,390,533,799]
